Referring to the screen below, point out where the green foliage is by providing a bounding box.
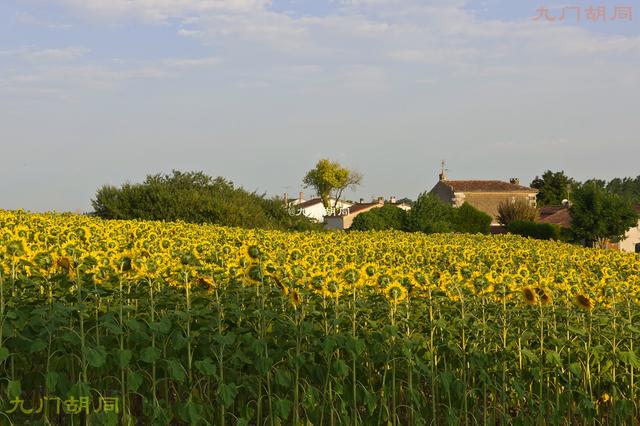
[375,196,491,235]
[507,220,560,240]
[350,205,407,231]
[569,182,639,247]
[405,193,454,233]
[530,170,577,206]
[92,170,318,231]
[451,203,492,234]
[605,176,640,202]
[532,171,640,205]
[497,198,538,226]
[302,159,362,209]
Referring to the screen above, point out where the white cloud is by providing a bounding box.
[0,54,222,100]
[55,0,271,22]
[15,11,71,29]
[24,46,89,61]
[161,56,220,68]
[177,28,205,38]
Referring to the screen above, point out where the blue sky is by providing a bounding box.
[1,0,639,212]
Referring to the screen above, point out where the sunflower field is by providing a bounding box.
[1,210,639,425]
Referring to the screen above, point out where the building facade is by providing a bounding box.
[429,176,538,225]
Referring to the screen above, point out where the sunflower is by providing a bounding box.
[522,287,537,305]
[322,278,343,299]
[290,289,302,307]
[384,282,408,305]
[598,392,611,405]
[575,294,595,310]
[517,266,530,280]
[536,287,553,305]
[361,263,377,278]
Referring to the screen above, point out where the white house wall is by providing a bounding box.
[619,220,640,253]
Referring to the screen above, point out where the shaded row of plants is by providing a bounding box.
[0,264,639,425]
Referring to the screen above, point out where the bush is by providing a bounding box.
[405,193,454,233]
[92,170,319,231]
[350,205,407,231]
[507,220,560,240]
[451,203,492,234]
[497,198,538,226]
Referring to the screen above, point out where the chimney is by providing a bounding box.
[439,160,447,181]
[377,196,384,205]
[390,196,396,204]
[359,198,364,203]
[509,178,520,186]
[298,192,304,203]
[284,193,288,205]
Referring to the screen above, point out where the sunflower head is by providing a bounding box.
[247,245,261,259]
[522,287,537,305]
[598,392,611,404]
[536,287,552,305]
[575,294,595,310]
[384,282,408,305]
[290,289,302,308]
[362,263,377,278]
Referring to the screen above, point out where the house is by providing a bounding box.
[323,196,412,230]
[323,199,384,230]
[286,192,353,223]
[619,206,640,253]
[429,171,538,226]
[539,204,640,253]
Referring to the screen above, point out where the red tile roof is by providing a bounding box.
[539,205,565,218]
[442,180,537,193]
[539,208,572,228]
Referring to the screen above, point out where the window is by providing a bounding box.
[635,243,640,254]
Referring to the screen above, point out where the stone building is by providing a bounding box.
[429,172,538,225]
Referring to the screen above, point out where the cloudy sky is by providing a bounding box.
[1,0,639,212]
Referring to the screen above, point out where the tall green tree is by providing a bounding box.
[570,182,638,248]
[606,176,640,202]
[302,159,362,209]
[530,170,577,206]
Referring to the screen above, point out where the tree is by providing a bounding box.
[451,203,492,234]
[302,159,362,209]
[530,170,577,206]
[350,205,407,231]
[92,170,319,231]
[606,176,640,203]
[404,193,454,233]
[497,198,538,227]
[570,182,639,248]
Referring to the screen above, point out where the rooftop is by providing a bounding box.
[441,180,537,193]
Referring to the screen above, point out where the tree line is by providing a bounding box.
[531,170,640,206]
[91,165,640,249]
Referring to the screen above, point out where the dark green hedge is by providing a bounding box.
[507,220,561,240]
